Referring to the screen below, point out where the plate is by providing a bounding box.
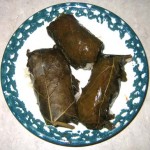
[1,2,149,146]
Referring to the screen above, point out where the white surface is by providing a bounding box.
[0,0,150,150]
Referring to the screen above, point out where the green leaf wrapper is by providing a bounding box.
[77,55,132,130]
[27,47,79,129]
[47,14,104,69]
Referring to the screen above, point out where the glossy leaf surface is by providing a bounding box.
[77,55,132,130]
[47,14,104,69]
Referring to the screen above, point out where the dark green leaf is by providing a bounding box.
[27,47,78,129]
[77,55,132,129]
[47,14,104,69]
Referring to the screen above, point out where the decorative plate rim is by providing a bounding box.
[1,2,149,147]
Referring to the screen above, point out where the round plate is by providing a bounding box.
[1,2,149,146]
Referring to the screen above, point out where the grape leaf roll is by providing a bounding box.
[47,14,104,69]
[26,47,79,129]
[77,55,132,130]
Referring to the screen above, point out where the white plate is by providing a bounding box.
[1,2,149,146]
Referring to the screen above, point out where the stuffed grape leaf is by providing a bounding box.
[26,47,79,129]
[47,14,104,69]
[77,55,132,130]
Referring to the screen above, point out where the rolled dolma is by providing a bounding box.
[26,47,79,129]
[77,55,132,130]
[47,14,104,69]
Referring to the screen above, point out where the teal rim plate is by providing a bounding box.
[1,2,149,146]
